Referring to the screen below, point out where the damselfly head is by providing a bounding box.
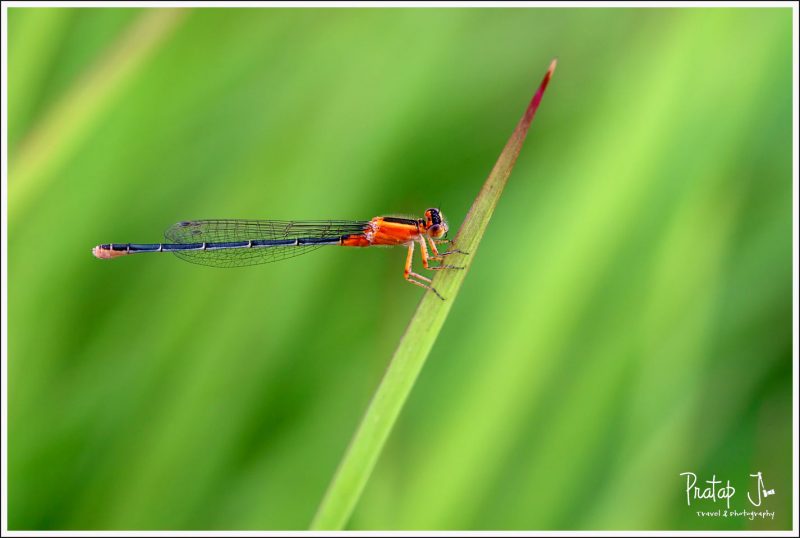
[424,208,448,238]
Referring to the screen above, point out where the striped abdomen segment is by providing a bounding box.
[92,237,342,259]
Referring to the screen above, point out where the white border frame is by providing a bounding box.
[1,1,797,536]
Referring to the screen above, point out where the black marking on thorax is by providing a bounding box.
[382,216,419,226]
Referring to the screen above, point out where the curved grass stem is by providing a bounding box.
[310,59,557,530]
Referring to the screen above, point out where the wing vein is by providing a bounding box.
[163,219,369,267]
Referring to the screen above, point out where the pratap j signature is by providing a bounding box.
[679,471,775,509]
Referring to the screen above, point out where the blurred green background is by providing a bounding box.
[7,7,793,531]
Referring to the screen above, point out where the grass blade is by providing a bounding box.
[8,9,185,223]
[310,59,557,530]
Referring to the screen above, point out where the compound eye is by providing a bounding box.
[429,224,447,238]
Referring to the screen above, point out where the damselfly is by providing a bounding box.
[92,208,466,299]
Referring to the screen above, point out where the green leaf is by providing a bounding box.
[310,59,558,531]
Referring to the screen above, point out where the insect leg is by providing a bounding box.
[428,236,469,259]
[403,241,444,300]
[420,237,463,271]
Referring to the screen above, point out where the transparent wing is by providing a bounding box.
[164,219,369,268]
